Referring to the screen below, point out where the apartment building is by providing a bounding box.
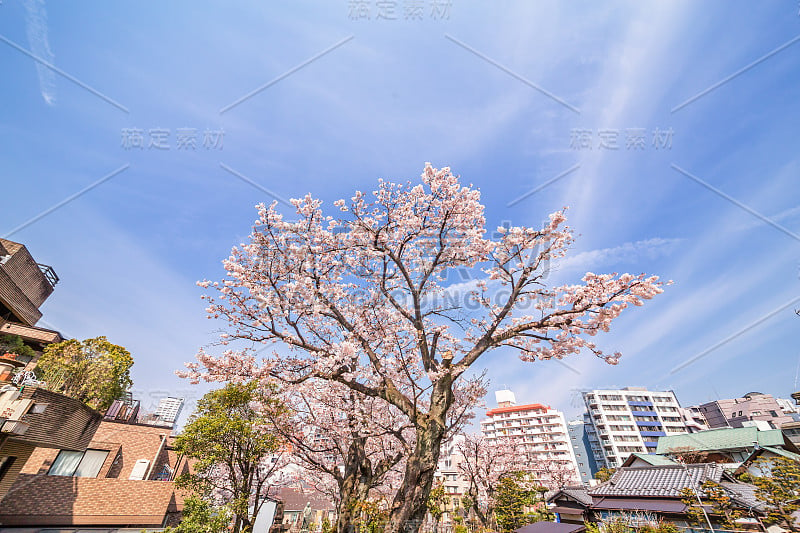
[432,433,470,521]
[567,420,599,484]
[0,238,63,374]
[481,390,580,487]
[695,392,796,430]
[0,409,189,527]
[582,387,690,468]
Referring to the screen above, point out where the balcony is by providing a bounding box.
[37,263,59,288]
[631,410,658,417]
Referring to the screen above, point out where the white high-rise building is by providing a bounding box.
[153,397,184,428]
[582,387,691,468]
[480,390,580,487]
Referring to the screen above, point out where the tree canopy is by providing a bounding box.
[185,164,666,533]
[174,381,288,533]
[35,336,133,410]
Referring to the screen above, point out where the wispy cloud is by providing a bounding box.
[557,237,684,272]
[24,0,56,105]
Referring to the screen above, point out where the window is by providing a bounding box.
[49,449,109,478]
[0,456,16,482]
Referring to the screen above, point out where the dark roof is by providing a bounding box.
[589,464,724,498]
[514,523,585,533]
[548,486,592,507]
[719,482,764,510]
[277,487,335,511]
[590,498,686,513]
[586,463,764,514]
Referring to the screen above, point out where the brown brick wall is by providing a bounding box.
[0,474,186,526]
[1,418,193,526]
[16,388,102,450]
[0,440,35,498]
[18,420,183,480]
[0,239,54,310]
[0,268,41,326]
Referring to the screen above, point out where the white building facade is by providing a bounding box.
[582,387,691,468]
[480,390,580,487]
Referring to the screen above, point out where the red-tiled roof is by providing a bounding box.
[486,403,550,416]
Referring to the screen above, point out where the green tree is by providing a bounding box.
[493,472,552,533]
[0,334,37,361]
[350,498,388,533]
[680,481,742,530]
[166,495,233,533]
[742,456,800,530]
[594,467,616,483]
[427,481,448,532]
[321,515,333,533]
[35,336,133,410]
[174,381,287,533]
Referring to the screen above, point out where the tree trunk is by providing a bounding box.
[467,485,489,529]
[336,438,373,533]
[385,379,453,533]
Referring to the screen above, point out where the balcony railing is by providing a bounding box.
[37,263,59,288]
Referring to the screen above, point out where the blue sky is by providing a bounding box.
[2,1,799,423]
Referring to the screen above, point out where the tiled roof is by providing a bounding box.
[588,464,764,513]
[719,482,763,510]
[277,487,335,511]
[589,464,724,497]
[624,453,679,466]
[656,427,784,454]
[548,486,592,506]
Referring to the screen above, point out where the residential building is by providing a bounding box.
[655,425,799,464]
[582,387,690,468]
[0,238,63,373]
[695,392,796,430]
[567,420,599,484]
[547,486,593,525]
[619,453,678,468]
[0,386,102,499]
[515,523,586,533]
[679,405,709,432]
[138,396,185,429]
[0,238,58,328]
[574,463,766,530]
[432,433,470,523]
[481,390,580,487]
[776,397,800,417]
[0,412,190,527]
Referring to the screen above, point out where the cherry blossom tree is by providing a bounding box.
[456,434,522,529]
[185,164,667,533]
[278,379,411,533]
